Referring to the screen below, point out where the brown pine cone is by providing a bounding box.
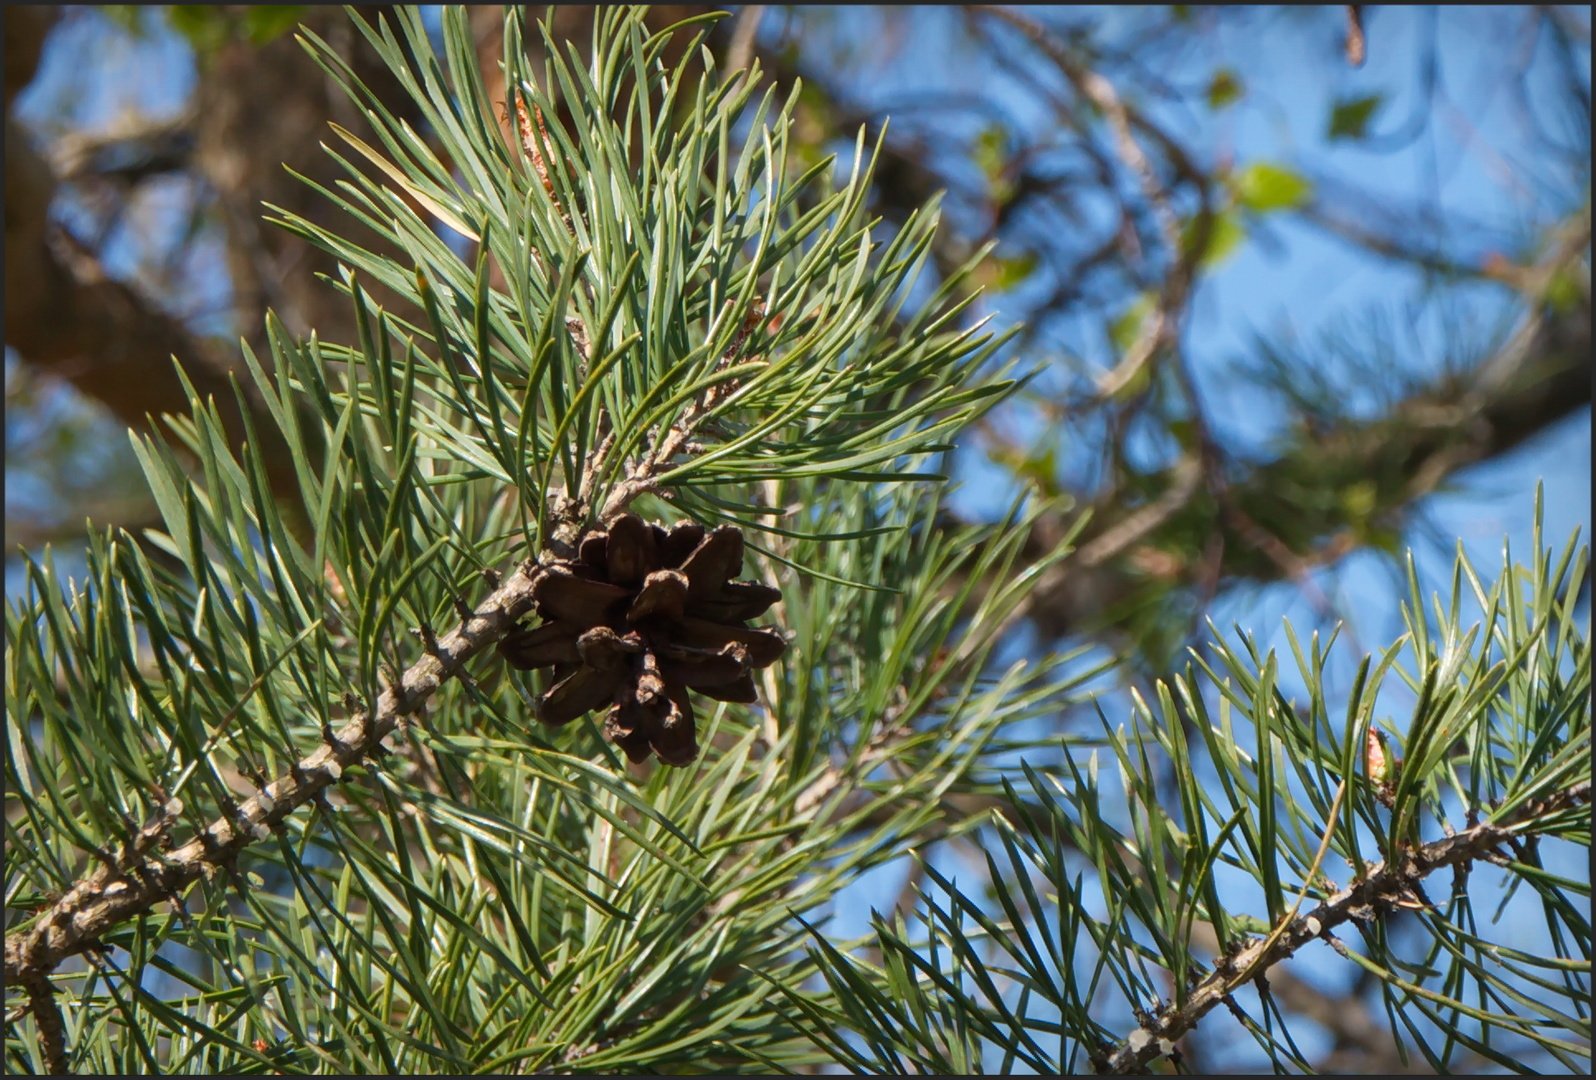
[499,514,785,766]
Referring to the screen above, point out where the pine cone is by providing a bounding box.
[499,514,785,765]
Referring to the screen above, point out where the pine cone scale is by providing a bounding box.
[659,522,706,567]
[576,626,643,671]
[627,569,690,623]
[672,616,787,666]
[578,532,608,569]
[499,620,582,667]
[534,569,631,624]
[539,664,618,726]
[657,643,750,689]
[678,526,745,601]
[696,580,782,621]
[604,513,658,585]
[698,672,759,704]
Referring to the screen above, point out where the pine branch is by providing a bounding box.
[1100,779,1594,1074]
[2,563,543,991]
[596,303,765,521]
[13,968,67,1076]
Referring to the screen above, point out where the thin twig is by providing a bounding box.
[725,5,765,76]
[50,109,196,185]
[980,454,1203,647]
[979,7,1209,403]
[1346,6,1367,68]
[1074,456,1203,571]
[1101,780,1593,1073]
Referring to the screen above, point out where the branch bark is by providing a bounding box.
[3,563,542,999]
[1101,780,1593,1073]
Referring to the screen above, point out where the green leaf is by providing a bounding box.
[987,441,1060,498]
[1232,161,1314,213]
[101,6,151,38]
[1109,292,1156,352]
[1327,93,1384,140]
[1340,479,1378,522]
[973,124,1007,181]
[164,7,230,53]
[1181,210,1246,268]
[1544,268,1585,314]
[163,6,302,52]
[1205,68,1244,111]
[988,251,1039,292]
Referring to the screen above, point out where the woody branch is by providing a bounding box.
[3,564,543,991]
[1101,780,1594,1074]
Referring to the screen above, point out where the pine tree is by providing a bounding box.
[5,8,1589,1074]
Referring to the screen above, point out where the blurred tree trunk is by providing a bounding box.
[193,6,417,352]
